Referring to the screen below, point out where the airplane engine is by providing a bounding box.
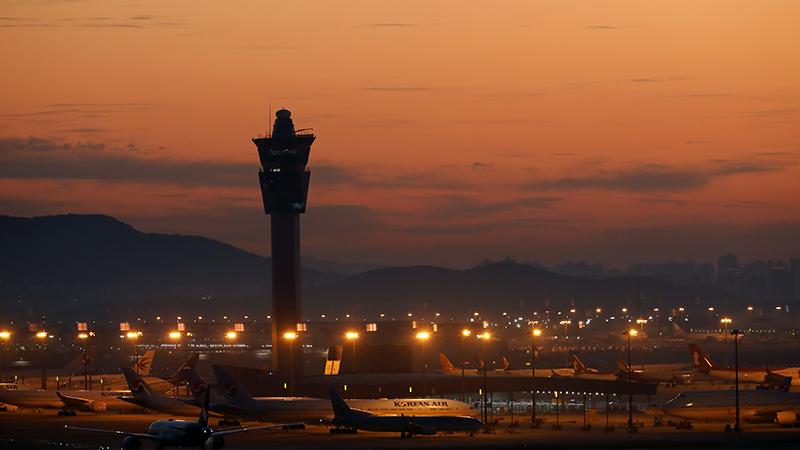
[121,436,142,450]
[204,436,225,449]
[775,410,797,426]
[90,402,107,413]
[420,425,438,435]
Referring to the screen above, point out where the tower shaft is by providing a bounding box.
[253,109,315,377]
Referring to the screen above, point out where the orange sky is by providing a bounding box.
[2,1,799,267]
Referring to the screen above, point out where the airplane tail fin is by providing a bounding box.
[329,388,354,418]
[212,365,255,405]
[688,344,713,371]
[134,349,156,375]
[499,356,510,371]
[439,353,457,373]
[572,354,588,374]
[180,368,209,404]
[122,368,153,400]
[167,353,199,385]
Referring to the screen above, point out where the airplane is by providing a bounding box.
[16,349,157,390]
[329,389,483,437]
[0,353,200,414]
[438,353,553,377]
[119,368,210,417]
[66,387,301,450]
[184,365,476,424]
[98,352,200,392]
[616,358,692,386]
[659,390,800,427]
[0,386,138,415]
[550,355,617,380]
[689,344,800,387]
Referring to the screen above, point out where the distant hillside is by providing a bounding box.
[0,214,741,321]
[303,261,737,317]
[0,214,333,320]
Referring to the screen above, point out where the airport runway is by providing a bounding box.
[2,411,800,449]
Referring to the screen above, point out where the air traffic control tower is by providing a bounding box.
[253,109,315,376]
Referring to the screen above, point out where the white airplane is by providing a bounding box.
[17,349,157,390]
[550,355,617,380]
[98,352,200,392]
[120,368,208,417]
[689,344,800,387]
[66,388,301,450]
[616,358,692,385]
[185,365,476,424]
[660,390,800,426]
[438,353,552,377]
[0,387,137,414]
[329,389,483,437]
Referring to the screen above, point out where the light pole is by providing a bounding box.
[283,331,297,397]
[127,331,141,373]
[531,327,542,428]
[460,329,471,402]
[721,318,733,367]
[625,328,638,430]
[636,318,647,370]
[345,331,359,397]
[36,329,48,390]
[732,329,743,433]
[477,331,491,426]
[0,330,11,382]
[415,331,430,396]
[77,331,93,390]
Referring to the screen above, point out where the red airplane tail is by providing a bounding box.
[688,344,714,371]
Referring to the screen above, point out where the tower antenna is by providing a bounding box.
[268,96,272,136]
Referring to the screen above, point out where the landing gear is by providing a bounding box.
[674,420,693,430]
[57,409,77,416]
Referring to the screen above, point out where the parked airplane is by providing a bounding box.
[689,344,800,387]
[17,350,156,390]
[660,390,800,426]
[99,352,200,392]
[0,353,200,414]
[0,387,138,414]
[66,387,299,450]
[551,355,616,380]
[120,368,207,417]
[187,365,476,424]
[617,358,692,385]
[438,353,553,377]
[329,389,482,437]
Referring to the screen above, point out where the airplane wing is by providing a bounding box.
[210,422,305,437]
[64,425,156,440]
[56,391,95,410]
